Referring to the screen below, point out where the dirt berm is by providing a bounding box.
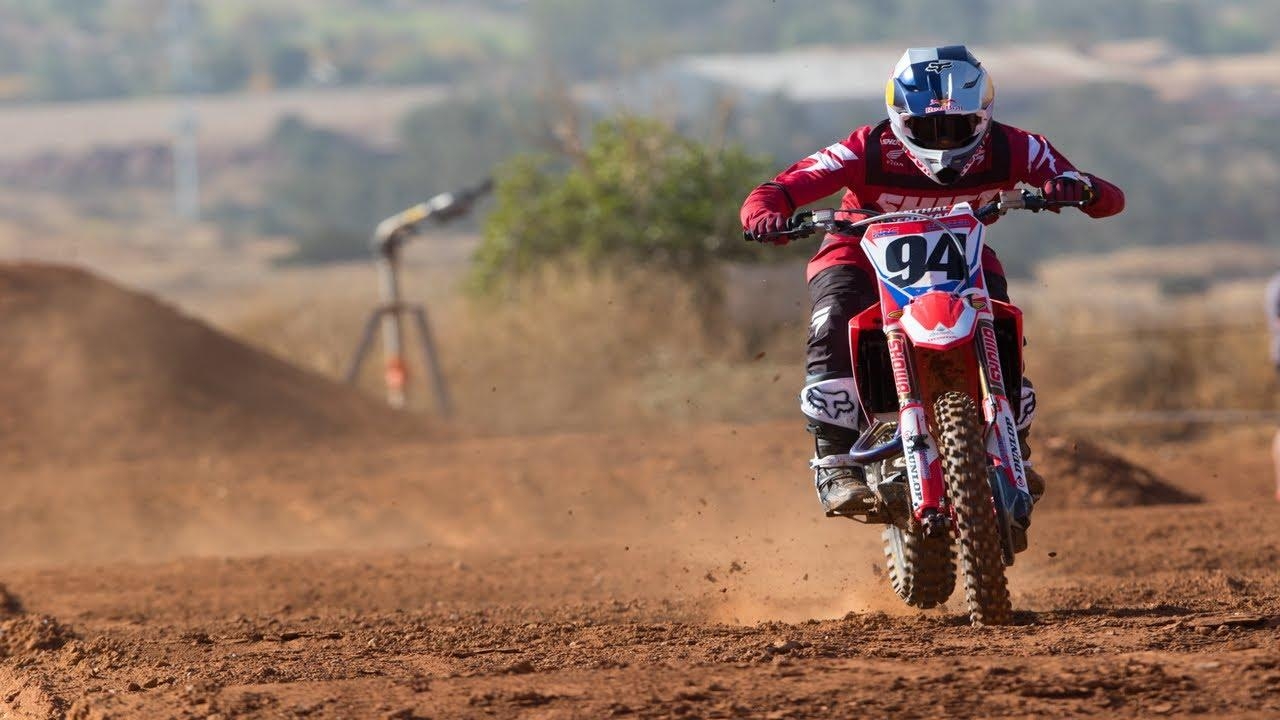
[0,262,424,467]
[1033,433,1201,509]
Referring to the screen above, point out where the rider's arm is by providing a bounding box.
[1019,131,1125,218]
[740,133,864,230]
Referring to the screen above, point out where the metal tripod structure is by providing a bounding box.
[345,180,492,413]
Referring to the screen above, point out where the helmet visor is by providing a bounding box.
[903,114,982,150]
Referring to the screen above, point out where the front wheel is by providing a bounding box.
[882,524,956,609]
[935,391,1012,626]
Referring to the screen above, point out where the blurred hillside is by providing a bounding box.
[0,0,1274,103]
[0,0,525,101]
[0,1,1276,299]
[0,1,1271,440]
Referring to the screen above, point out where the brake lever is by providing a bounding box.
[743,229,790,243]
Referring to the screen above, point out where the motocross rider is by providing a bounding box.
[740,46,1125,515]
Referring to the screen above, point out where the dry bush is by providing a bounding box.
[1019,267,1277,430]
[228,262,804,435]
[1027,314,1273,417]
[222,246,1278,438]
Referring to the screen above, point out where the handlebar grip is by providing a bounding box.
[744,223,817,244]
[744,211,817,243]
[744,229,785,243]
[744,228,798,243]
[975,202,1001,221]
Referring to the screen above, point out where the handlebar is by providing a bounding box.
[744,189,1088,244]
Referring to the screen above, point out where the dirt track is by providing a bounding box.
[0,264,1277,718]
[0,421,1273,719]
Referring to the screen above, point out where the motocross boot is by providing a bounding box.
[811,426,876,514]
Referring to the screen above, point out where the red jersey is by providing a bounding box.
[740,120,1125,281]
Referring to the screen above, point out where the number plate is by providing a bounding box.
[861,212,984,304]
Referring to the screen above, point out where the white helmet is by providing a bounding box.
[885,45,996,185]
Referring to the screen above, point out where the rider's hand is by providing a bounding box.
[746,212,794,245]
[1041,175,1095,213]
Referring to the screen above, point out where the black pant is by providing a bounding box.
[805,265,1011,442]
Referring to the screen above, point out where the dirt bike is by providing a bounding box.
[754,189,1083,625]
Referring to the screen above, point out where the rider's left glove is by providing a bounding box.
[1041,175,1096,212]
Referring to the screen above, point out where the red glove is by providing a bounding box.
[1041,175,1095,212]
[746,212,794,245]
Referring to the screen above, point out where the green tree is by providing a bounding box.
[200,40,252,92]
[261,93,542,264]
[49,0,105,29]
[992,81,1280,273]
[269,44,311,87]
[262,115,401,263]
[395,93,543,196]
[472,116,773,296]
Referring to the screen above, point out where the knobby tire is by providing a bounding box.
[883,523,956,609]
[935,391,1012,626]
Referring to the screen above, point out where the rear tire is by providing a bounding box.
[935,391,1012,626]
[883,524,956,609]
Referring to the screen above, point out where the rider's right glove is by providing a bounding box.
[746,212,795,245]
[1041,175,1096,213]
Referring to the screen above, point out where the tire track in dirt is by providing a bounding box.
[0,496,1275,718]
[0,419,1269,717]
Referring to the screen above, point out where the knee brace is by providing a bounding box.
[800,376,861,431]
[1017,377,1036,433]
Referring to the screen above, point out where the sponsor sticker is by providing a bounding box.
[980,323,1005,394]
[804,386,856,421]
[904,449,924,506]
[899,405,933,509]
[925,98,961,114]
[887,334,912,399]
[1002,413,1028,492]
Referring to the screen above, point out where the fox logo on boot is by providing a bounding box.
[804,387,856,420]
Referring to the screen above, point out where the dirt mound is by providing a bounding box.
[0,263,422,466]
[0,614,74,657]
[1035,434,1201,510]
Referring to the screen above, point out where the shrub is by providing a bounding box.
[472,117,774,296]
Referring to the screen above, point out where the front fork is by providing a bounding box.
[975,319,1034,524]
[885,330,947,529]
[885,320,1033,530]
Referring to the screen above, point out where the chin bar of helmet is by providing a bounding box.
[372,178,494,254]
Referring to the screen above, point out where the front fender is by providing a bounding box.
[900,291,979,350]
